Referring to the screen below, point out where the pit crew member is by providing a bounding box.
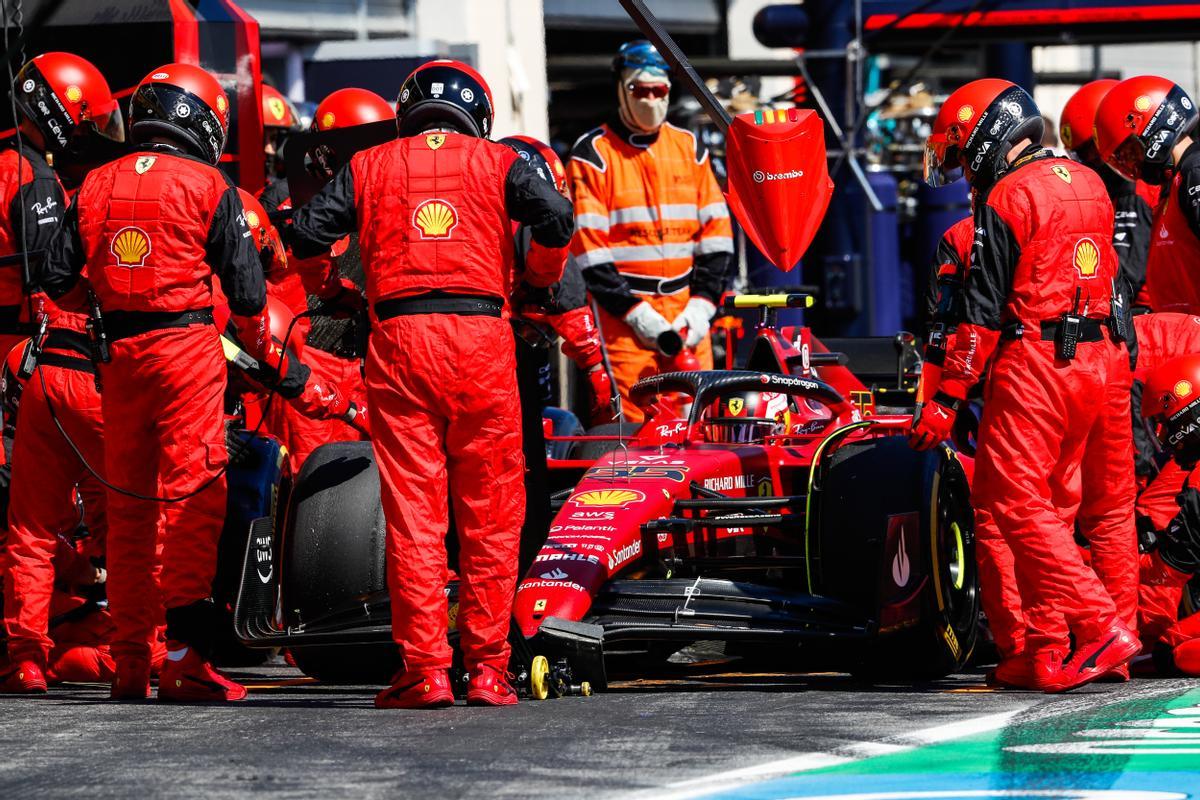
[1136,354,1200,675]
[289,60,573,708]
[0,52,123,694]
[39,63,270,703]
[913,78,1139,691]
[1096,76,1199,314]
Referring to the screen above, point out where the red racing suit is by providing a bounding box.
[1144,142,1200,313]
[290,131,573,673]
[1136,467,1200,674]
[921,215,1024,658]
[40,144,266,663]
[0,305,109,669]
[939,149,1134,660]
[0,145,66,361]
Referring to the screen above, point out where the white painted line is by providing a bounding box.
[639,708,1028,800]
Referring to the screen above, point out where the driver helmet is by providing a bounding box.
[1143,354,1200,463]
[13,52,124,155]
[924,78,1043,190]
[703,390,794,444]
[1095,74,1198,185]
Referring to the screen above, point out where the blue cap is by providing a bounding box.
[613,40,670,77]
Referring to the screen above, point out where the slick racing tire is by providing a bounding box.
[569,422,631,463]
[284,441,400,684]
[817,436,978,680]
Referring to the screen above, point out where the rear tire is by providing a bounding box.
[283,441,397,684]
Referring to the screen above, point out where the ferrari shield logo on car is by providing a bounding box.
[1052,164,1072,184]
[426,133,446,150]
[1073,237,1100,278]
[727,397,745,416]
[135,156,156,174]
[412,199,459,239]
[111,226,151,267]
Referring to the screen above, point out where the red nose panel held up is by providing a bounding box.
[724,109,832,271]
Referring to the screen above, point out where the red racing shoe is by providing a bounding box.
[986,654,1035,689]
[1046,623,1140,693]
[157,645,247,703]
[0,659,48,694]
[467,665,519,707]
[375,669,455,709]
[110,656,152,700]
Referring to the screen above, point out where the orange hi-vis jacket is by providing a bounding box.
[568,120,733,319]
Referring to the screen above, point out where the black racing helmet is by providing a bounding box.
[129,63,230,166]
[396,60,494,139]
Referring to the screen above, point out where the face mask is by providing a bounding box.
[618,67,670,134]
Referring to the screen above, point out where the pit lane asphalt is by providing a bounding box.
[0,661,1193,799]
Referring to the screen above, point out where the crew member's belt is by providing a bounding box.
[0,304,33,336]
[624,271,690,296]
[1001,318,1110,343]
[35,351,95,375]
[375,294,503,320]
[42,328,92,358]
[104,308,214,342]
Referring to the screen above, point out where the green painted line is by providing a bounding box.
[808,687,1200,778]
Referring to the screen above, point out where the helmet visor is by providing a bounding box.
[1108,134,1147,182]
[87,97,125,144]
[923,133,961,187]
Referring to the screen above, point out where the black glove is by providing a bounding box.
[225,421,254,467]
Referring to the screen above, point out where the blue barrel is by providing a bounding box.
[912,181,971,327]
[865,170,902,335]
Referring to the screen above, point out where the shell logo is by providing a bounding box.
[1176,380,1194,399]
[1073,237,1099,278]
[111,226,151,268]
[267,97,287,122]
[1135,94,1153,112]
[412,199,459,239]
[64,85,82,104]
[215,94,228,115]
[320,111,335,130]
[956,104,974,123]
[570,489,645,508]
[245,209,260,230]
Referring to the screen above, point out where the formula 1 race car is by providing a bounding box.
[230,294,980,693]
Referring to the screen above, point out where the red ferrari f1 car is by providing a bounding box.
[231,294,979,694]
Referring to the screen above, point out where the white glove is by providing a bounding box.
[623,301,675,352]
[672,297,717,349]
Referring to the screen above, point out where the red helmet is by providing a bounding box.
[262,84,299,131]
[1060,79,1118,158]
[397,60,494,139]
[214,294,304,370]
[1143,354,1200,457]
[499,135,569,197]
[924,78,1044,190]
[1096,75,1197,186]
[312,88,394,132]
[702,390,796,444]
[237,188,286,277]
[129,63,230,165]
[13,52,124,154]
